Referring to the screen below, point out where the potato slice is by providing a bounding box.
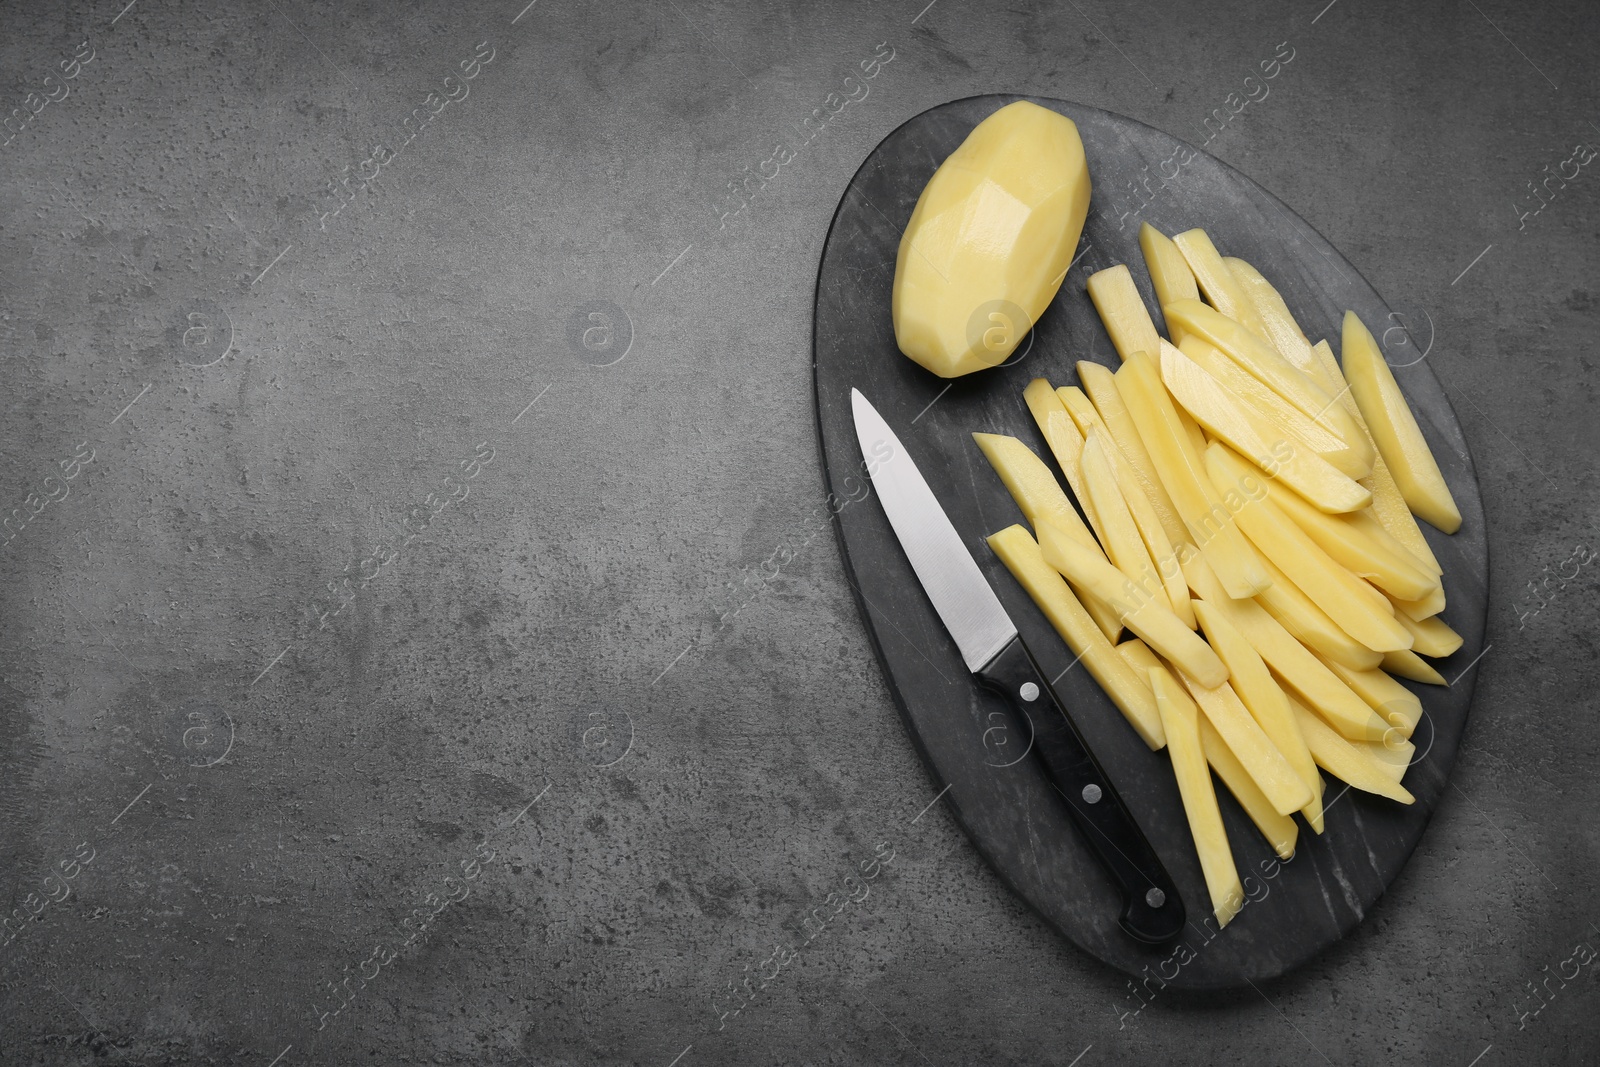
[1060,390,1195,629]
[1341,311,1462,533]
[1307,340,1444,577]
[988,525,1164,749]
[1149,664,1244,926]
[1116,353,1270,597]
[1086,264,1162,363]
[1183,552,1389,741]
[1139,223,1200,341]
[1256,477,1438,600]
[1164,299,1371,467]
[1178,672,1312,817]
[1253,555,1383,672]
[972,430,1124,642]
[1172,229,1271,343]
[1194,601,1323,832]
[1356,734,1415,783]
[1038,522,1226,688]
[1177,335,1367,478]
[1316,653,1424,737]
[1289,695,1415,803]
[1387,585,1446,622]
[1224,256,1322,377]
[1081,430,1170,614]
[1071,366,1187,547]
[1019,381,1109,544]
[1382,648,1447,686]
[1393,610,1464,658]
[1199,716,1298,860]
[1205,443,1412,653]
[1161,343,1371,513]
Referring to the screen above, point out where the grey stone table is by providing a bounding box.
[1,1,1596,1064]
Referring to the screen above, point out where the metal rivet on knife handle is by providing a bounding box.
[1146,888,1166,908]
[1019,682,1040,701]
[1082,784,1103,804]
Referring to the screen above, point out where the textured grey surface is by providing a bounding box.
[0,0,1596,1064]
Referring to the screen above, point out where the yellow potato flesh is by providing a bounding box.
[1181,552,1389,741]
[1257,477,1437,601]
[1138,223,1199,341]
[1341,311,1463,533]
[1317,654,1424,737]
[1205,443,1412,653]
[1161,343,1371,513]
[1164,299,1371,467]
[1178,672,1312,817]
[1172,229,1272,343]
[1223,257,1322,378]
[1149,664,1244,925]
[1038,522,1227,688]
[988,525,1164,749]
[1086,264,1161,362]
[1289,696,1415,804]
[893,101,1091,378]
[1253,555,1384,672]
[972,429,1123,641]
[1382,648,1447,686]
[1308,340,1445,577]
[1178,335,1368,479]
[1193,601,1323,832]
[1356,734,1415,783]
[1071,366,1187,547]
[1388,585,1446,622]
[1116,353,1270,597]
[1020,380,1106,543]
[1393,610,1463,658]
[1081,430,1170,615]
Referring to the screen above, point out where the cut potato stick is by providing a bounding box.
[1347,507,1440,578]
[1117,352,1270,597]
[1393,610,1464,658]
[1087,264,1162,362]
[1038,522,1227,687]
[1356,735,1415,784]
[972,430,1125,642]
[1224,256,1322,378]
[1194,601,1323,833]
[1161,342,1371,513]
[1059,388,1194,628]
[987,525,1164,749]
[1308,340,1445,576]
[1388,584,1446,621]
[1177,672,1312,817]
[1139,223,1200,341]
[1082,430,1171,616]
[1289,696,1415,803]
[1177,334,1366,479]
[1256,477,1437,600]
[1199,715,1299,860]
[1150,664,1245,926]
[1020,380,1106,543]
[1342,311,1462,533]
[1172,229,1272,343]
[1317,653,1424,737]
[1205,442,1413,652]
[1164,299,1371,466]
[1182,552,1390,741]
[1382,648,1447,686]
[1253,554,1383,672]
[1070,368,1188,548]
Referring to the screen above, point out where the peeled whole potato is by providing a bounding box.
[892,101,1091,378]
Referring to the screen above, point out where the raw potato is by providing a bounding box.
[1172,229,1271,343]
[1394,611,1464,659]
[1072,365,1188,547]
[1139,223,1200,339]
[893,101,1092,378]
[1086,264,1162,362]
[1317,654,1424,737]
[1081,430,1170,615]
[1253,555,1384,672]
[1357,734,1415,783]
[1256,476,1437,600]
[1117,352,1271,598]
[1341,311,1462,533]
[988,525,1165,748]
[1150,664,1244,926]
[1289,696,1415,803]
[1382,648,1447,686]
[1038,523,1227,688]
[1205,443,1413,653]
[1177,671,1312,817]
[1160,343,1371,513]
[1182,553,1390,741]
[1021,381,1108,543]
[1194,601,1324,833]
[1388,585,1446,622]
[1224,257,1322,377]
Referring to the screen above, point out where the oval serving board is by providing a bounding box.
[812,95,1488,989]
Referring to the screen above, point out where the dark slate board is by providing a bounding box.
[812,95,1488,989]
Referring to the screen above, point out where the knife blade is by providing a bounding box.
[851,387,1185,944]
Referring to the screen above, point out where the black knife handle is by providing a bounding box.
[977,635,1185,944]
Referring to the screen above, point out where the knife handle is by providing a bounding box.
[977,635,1185,944]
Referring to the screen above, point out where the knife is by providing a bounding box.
[852,388,1185,944]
